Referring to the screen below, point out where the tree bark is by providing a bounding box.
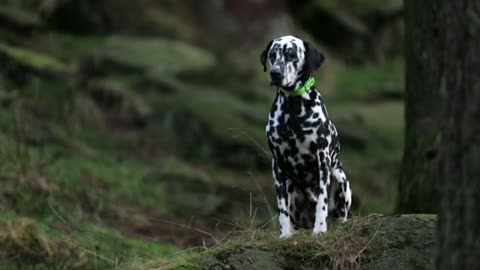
[402,1,480,266]
[435,1,480,269]
[397,0,444,213]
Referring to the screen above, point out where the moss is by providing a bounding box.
[362,215,436,270]
[223,249,282,270]
[0,5,43,29]
[93,36,215,76]
[0,212,179,270]
[0,43,72,74]
[70,224,178,264]
[25,33,106,64]
[151,84,269,169]
[46,156,169,214]
[169,264,202,270]
[330,101,403,213]
[141,8,197,41]
[331,57,404,102]
[157,158,212,184]
[86,78,152,117]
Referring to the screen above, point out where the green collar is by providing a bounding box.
[280,77,315,96]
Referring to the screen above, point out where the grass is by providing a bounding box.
[331,101,403,213]
[128,215,386,270]
[0,215,87,270]
[0,127,180,269]
[331,57,404,101]
[0,213,179,270]
[129,215,436,270]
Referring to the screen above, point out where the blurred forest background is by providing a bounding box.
[0,0,405,269]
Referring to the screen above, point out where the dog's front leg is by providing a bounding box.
[313,150,331,236]
[272,159,294,238]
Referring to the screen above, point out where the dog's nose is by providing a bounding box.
[270,70,282,82]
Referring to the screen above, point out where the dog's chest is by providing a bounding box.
[266,92,330,181]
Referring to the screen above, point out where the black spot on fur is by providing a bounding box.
[295,211,301,221]
[302,217,308,225]
[309,141,317,152]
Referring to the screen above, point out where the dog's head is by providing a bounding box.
[260,35,325,89]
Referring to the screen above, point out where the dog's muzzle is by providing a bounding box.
[270,69,283,85]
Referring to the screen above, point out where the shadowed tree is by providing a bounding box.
[404,0,480,268]
[396,0,445,214]
[433,1,480,269]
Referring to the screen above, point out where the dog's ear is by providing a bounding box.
[303,41,325,73]
[260,40,273,72]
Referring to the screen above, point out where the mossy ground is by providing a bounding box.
[132,215,435,270]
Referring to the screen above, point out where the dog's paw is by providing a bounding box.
[312,230,326,237]
[279,232,293,239]
[312,224,327,236]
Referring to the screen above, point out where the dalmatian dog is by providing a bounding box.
[261,35,352,238]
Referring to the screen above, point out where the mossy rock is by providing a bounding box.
[0,43,72,76]
[362,215,436,270]
[0,5,43,32]
[89,36,216,77]
[84,78,152,127]
[151,84,269,169]
[11,33,106,66]
[154,215,436,270]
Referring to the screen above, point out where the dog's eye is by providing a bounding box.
[288,51,297,59]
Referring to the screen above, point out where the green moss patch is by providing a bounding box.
[331,57,404,102]
[92,36,216,76]
[0,5,43,30]
[0,43,72,74]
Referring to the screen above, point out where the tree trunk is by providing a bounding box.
[402,1,480,266]
[397,0,444,213]
[435,1,480,269]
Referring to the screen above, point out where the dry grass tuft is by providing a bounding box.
[0,218,87,268]
[317,216,380,270]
